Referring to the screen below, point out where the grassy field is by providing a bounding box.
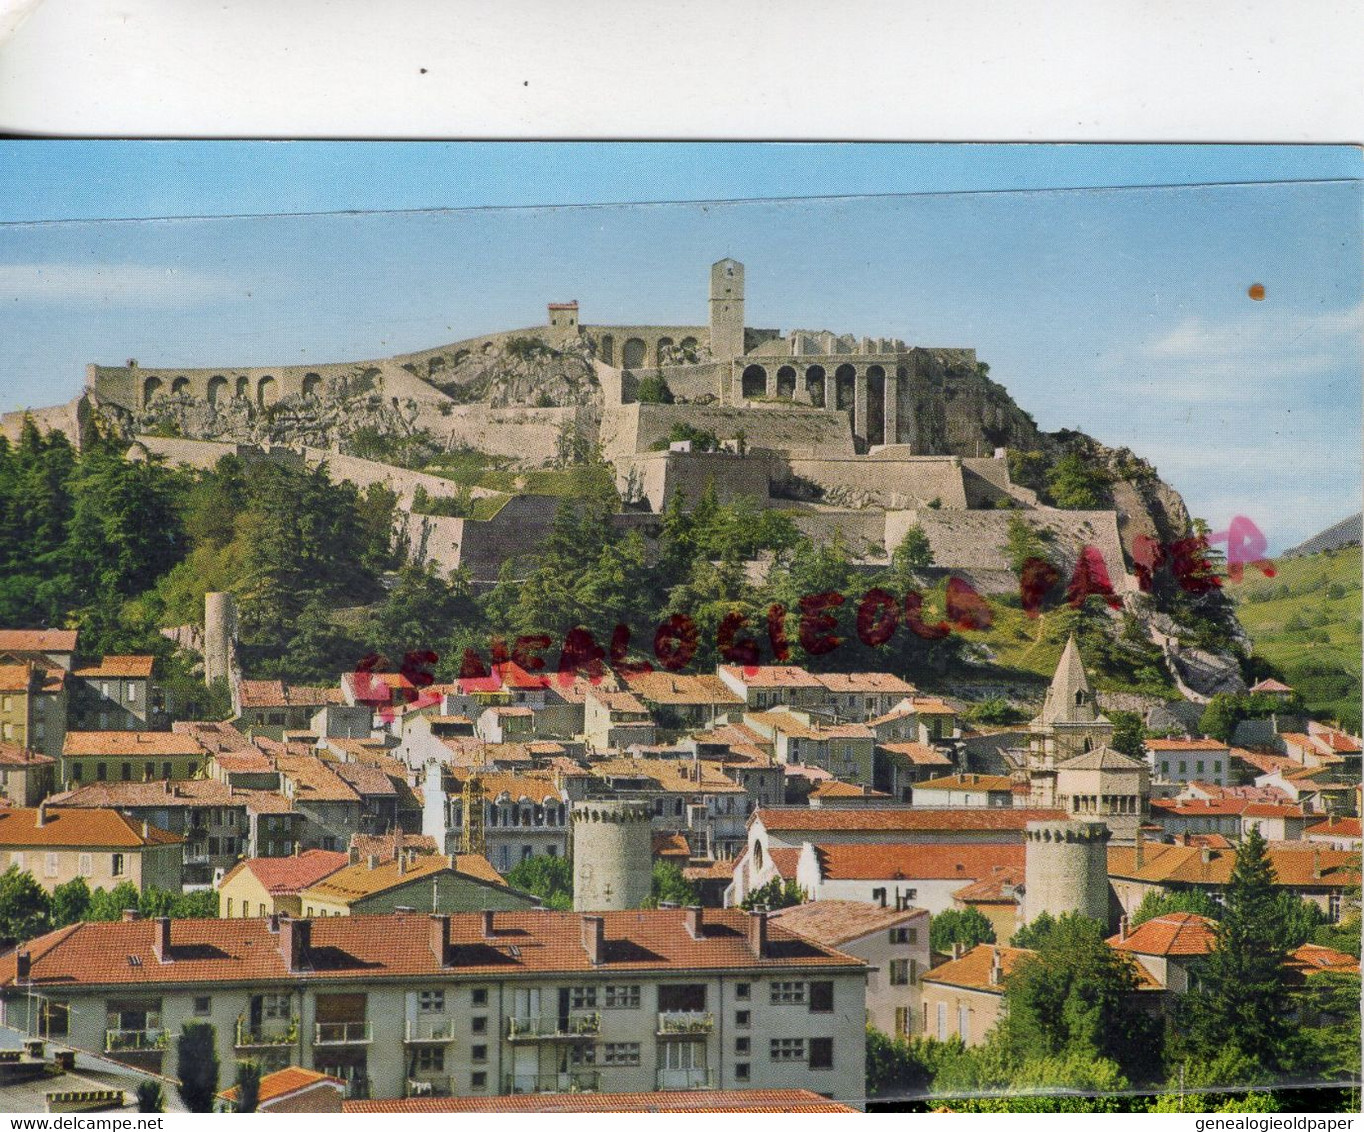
[422,449,617,500]
[1231,544,1362,728]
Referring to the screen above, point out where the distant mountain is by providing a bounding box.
[1284,514,1362,558]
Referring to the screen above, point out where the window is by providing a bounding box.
[771,981,805,1004]
[193,996,211,1016]
[809,981,833,1012]
[418,990,445,1012]
[111,853,124,876]
[1329,892,1343,922]
[226,898,233,917]
[521,844,533,861]
[735,1010,750,1027]
[604,985,640,1008]
[162,762,172,780]
[871,887,887,907]
[1161,761,1170,775]
[101,682,111,698]
[895,1007,910,1038]
[735,1062,750,1082]
[735,1037,750,1055]
[958,1006,970,1041]
[96,762,107,781]
[771,1038,805,1061]
[1213,761,1222,776]
[127,685,137,703]
[735,982,750,1000]
[809,1037,833,1070]
[889,927,917,945]
[470,1016,487,1034]
[34,722,44,741]
[9,852,22,870]
[120,762,131,781]
[1196,760,1205,775]
[471,988,488,1007]
[471,1072,487,1091]
[415,1047,444,1072]
[471,1044,487,1063]
[603,1042,640,1066]
[71,763,82,782]
[889,959,911,986]
[569,986,598,1009]
[1179,761,1188,776]
[44,853,58,878]
[936,1003,947,1041]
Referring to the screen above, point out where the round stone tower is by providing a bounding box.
[1022,818,1111,926]
[203,591,238,689]
[572,799,653,911]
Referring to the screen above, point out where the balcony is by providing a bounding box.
[404,1018,457,1043]
[656,1067,715,1090]
[405,1075,454,1098]
[505,1012,600,1041]
[657,1011,714,1036]
[313,1021,372,1045]
[502,1070,601,1095]
[235,1018,298,1050]
[105,1028,167,1053]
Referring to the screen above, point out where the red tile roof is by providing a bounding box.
[913,773,1015,792]
[922,943,1031,992]
[222,1067,343,1106]
[0,807,179,848]
[770,899,927,946]
[48,779,236,809]
[623,671,745,706]
[951,864,1025,904]
[238,680,335,709]
[718,665,823,689]
[0,908,864,988]
[812,842,1023,881]
[1108,844,1360,888]
[73,655,154,679]
[62,731,205,757]
[1108,912,1217,957]
[1145,738,1229,751]
[767,848,802,878]
[1286,943,1360,978]
[0,664,35,694]
[0,630,77,655]
[346,1089,856,1113]
[755,806,1066,833]
[220,850,349,895]
[812,672,917,695]
[0,741,54,767]
[876,741,954,766]
[1307,817,1362,839]
[1249,678,1295,694]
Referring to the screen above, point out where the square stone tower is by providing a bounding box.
[709,258,745,361]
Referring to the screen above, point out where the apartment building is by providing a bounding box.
[0,629,78,673]
[0,662,67,761]
[0,741,56,806]
[0,907,868,1106]
[60,731,208,789]
[68,657,157,731]
[0,805,181,894]
[219,851,350,919]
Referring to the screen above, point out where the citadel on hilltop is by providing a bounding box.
[4,260,1149,601]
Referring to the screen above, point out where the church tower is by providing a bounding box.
[709,258,745,361]
[1025,634,1115,805]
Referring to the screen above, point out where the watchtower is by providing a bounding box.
[709,259,745,361]
[572,799,653,911]
[1022,819,1112,927]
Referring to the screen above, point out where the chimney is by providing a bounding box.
[267,913,280,934]
[1134,829,1144,870]
[685,905,704,939]
[1313,846,1322,880]
[582,915,605,965]
[746,907,768,959]
[1119,915,1129,942]
[34,801,46,828]
[429,913,450,966]
[141,821,150,840]
[15,951,30,981]
[349,845,360,865]
[952,941,964,960]
[988,946,1002,986]
[397,851,407,876]
[1200,846,1212,866]
[482,909,496,938]
[122,908,141,922]
[280,918,311,973]
[152,917,172,963]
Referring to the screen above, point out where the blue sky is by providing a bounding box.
[0,142,1359,554]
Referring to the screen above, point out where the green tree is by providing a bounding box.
[50,876,92,927]
[135,1080,165,1114]
[233,1059,262,1113]
[892,525,935,573]
[635,374,674,404]
[1131,888,1221,926]
[739,877,805,911]
[997,912,1157,1081]
[933,1045,1132,1112]
[175,1021,220,1113]
[0,865,52,947]
[1198,694,1242,743]
[1180,827,1292,1073]
[1045,450,1111,510]
[1108,710,1146,759]
[929,907,997,954]
[643,861,699,908]
[84,881,142,922]
[1150,1051,1281,1113]
[1004,514,1052,577]
[505,854,573,910]
[866,1027,960,1097]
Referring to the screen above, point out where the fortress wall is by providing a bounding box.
[128,435,305,472]
[300,447,500,505]
[783,508,890,561]
[599,404,642,467]
[785,456,968,510]
[386,325,546,375]
[1,396,87,447]
[398,511,466,577]
[621,450,773,512]
[646,362,726,403]
[580,325,709,369]
[883,508,1133,590]
[455,495,562,584]
[432,405,577,464]
[624,403,854,459]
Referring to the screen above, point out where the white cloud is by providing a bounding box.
[0,262,244,306]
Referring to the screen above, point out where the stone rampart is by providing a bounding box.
[784,455,969,511]
[620,450,774,512]
[0,395,90,448]
[399,494,561,584]
[602,403,854,463]
[300,447,499,505]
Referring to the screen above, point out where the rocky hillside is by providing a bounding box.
[408,334,603,410]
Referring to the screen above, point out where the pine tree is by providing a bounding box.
[175,1022,220,1113]
[1181,827,1292,1072]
